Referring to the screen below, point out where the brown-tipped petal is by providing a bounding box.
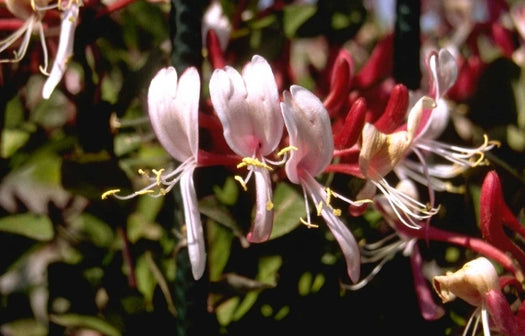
[432,257,500,307]
[324,49,354,117]
[373,84,409,134]
[334,97,367,149]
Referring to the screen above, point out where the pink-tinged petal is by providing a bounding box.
[427,48,458,100]
[242,55,283,154]
[180,168,206,280]
[409,245,445,321]
[42,3,79,99]
[209,55,282,157]
[246,168,273,243]
[147,67,200,162]
[282,85,334,183]
[302,174,360,283]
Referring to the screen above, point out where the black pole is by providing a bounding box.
[393,0,421,90]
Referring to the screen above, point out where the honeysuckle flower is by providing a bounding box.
[42,0,81,99]
[358,95,440,229]
[393,49,499,194]
[209,54,284,243]
[102,66,206,280]
[0,0,49,71]
[281,84,363,283]
[432,257,502,336]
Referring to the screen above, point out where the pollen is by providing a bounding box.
[300,217,319,229]
[152,168,165,186]
[237,157,273,171]
[101,189,120,200]
[316,201,323,216]
[266,201,274,211]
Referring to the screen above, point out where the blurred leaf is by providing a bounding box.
[72,213,114,247]
[207,219,234,281]
[128,196,164,243]
[1,129,31,159]
[269,182,304,240]
[49,314,121,336]
[0,214,54,241]
[135,253,156,311]
[0,318,47,336]
[213,176,239,206]
[283,4,317,38]
[199,195,248,247]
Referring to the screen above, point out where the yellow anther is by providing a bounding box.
[266,201,274,211]
[316,201,323,216]
[101,189,120,200]
[135,189,155,196]
[152,168,165,186]
[300,217,319,229]
[277,145,298,157]
[234,175,248,191]
[237,157,273,171]
[138,168,148,176]
[332,208,342,216]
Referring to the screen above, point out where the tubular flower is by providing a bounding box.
[281,85,362,283]
[394,49,499,194]
[102,67,206,280]
[358,96,440,229]
[432,257,503,336]
[209,55,284,243]
[42,0,82,99]
[0,0,50,72]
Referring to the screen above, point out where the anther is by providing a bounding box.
[300,217,319,229]
[101,189,120,200]
[277,145,298,157]
[234,175,248,191]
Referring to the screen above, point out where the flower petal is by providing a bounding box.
[246,168,273,243]
[148,67,200,162]
[180,168,206,280]
[42,3,79,99]
[210,55,282,157]
[282,85,334,183]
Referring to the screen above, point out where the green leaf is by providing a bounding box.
[207,219,234,281]
[49,314,121,336]
[73,213,114,247]
[1,129,31,159]
[269,182,304,240]
[0,214,54,241]
[213,177,239,206]
[135,253,156,311]
[199,196,248,247]
[283,4,317,38]
[0,318,47,336]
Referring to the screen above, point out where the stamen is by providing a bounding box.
[266,201,274,211]
[237,157,273,171]
[300,217,319,229]
[152,168,165,186]
[316,201,323,216]
[234,175,248,191]
[101,189,121,200]
[277,145,298,157]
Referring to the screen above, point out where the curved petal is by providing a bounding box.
[209,55,282,157]
[282,85,334,183]
[246,168,273,243]
[180,167,206,280]
[242,55,283,154]
[428,48,458,100]
[303,174,360,283]
[42,3,79,99]
[148,67,200,162]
